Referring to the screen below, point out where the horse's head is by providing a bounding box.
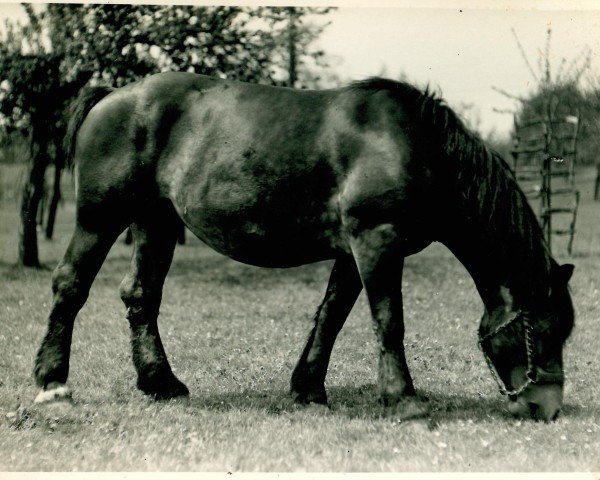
[479,263,575,422]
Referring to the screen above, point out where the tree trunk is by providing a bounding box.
[45,161,62,240]
[37,185,46,228]
[287,7,298,88]
[19,141,49,267]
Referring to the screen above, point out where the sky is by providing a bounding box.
[318,5,600,138]
[1,1,599,138]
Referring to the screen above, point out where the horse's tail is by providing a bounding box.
[63,85,114,169]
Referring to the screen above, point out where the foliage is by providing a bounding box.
[0,6,58,137]
[0,5,336,140]
[46,5,278,87]
[0,53,66,139]
[253,7,337,88]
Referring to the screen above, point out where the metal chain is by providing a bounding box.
[478,311,536,397]
[478,310,520,343]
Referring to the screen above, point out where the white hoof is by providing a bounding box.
[34,384,73,404]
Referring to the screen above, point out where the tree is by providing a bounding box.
[45,5,279,87]
[42,5,335,90]
[0,5,92,266]
[254,7,337,89]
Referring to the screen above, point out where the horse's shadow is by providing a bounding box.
[183,383,595,424]
[96,251,333,288]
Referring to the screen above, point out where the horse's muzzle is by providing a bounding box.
[507,368,564,422]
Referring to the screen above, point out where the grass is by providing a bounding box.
[0,163,599,471]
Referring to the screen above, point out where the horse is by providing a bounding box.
[32,73,575,422]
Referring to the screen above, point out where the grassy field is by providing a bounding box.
[0,163,599,471]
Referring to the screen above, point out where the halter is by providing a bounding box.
[478,310,536,397]
[480,306,568,398]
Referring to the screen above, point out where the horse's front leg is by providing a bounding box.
[291,255,362,405]
[348,223,427,418]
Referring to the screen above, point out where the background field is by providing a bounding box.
[0,163,599,471]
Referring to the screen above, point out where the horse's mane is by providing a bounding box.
[348,77,553,296]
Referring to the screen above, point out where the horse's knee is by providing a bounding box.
[119,273,143,308]
[51,263,87,308]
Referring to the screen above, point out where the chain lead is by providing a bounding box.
[478,311,536,397]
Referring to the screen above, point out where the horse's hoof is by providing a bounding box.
[149,385,189,401]
[278,395,329,414]
[139,375,190,401]
[384,396,430,421]
[34,383,73,405]
[290,388,328,406]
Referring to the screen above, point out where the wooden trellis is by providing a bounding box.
[511,113,580,255]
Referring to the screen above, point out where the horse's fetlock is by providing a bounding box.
[33,351,68,388]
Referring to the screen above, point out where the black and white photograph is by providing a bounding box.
[0,0,599,472]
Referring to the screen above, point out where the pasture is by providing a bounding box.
[0,163,599,471]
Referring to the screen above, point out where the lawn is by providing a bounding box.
[0,163,599,471]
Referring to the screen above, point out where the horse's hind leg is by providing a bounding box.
[119,203,188,400]
[290,255,362,405]
[33,222,122,403]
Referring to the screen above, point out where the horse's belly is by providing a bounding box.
[180,204,341,268]
[165,127,342,266]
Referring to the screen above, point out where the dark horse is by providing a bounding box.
[33,73,575,422]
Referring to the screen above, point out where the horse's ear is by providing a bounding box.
[558,263,575,284]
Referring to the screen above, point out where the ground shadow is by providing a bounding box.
[0,261,53,281]
[96,249,333,288]
[167,255,332,287]
[569,251,600,259]
[181,383,597,425]
[101,239,450,287]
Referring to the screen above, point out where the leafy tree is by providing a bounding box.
[254,7,337,88]
[43,5,336,89]
[46,5,279,87]
[0,5,91,266]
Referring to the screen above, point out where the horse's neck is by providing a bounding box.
[441,214,551,312]
[435,143,553,312]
